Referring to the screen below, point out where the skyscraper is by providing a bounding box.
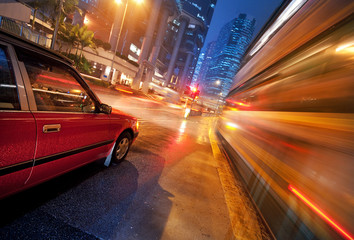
[203,13,255,98]
[192,41,215,92]
[157,0,217,91]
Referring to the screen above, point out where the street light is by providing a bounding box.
[109,0,143,84]
[84,16,89,25]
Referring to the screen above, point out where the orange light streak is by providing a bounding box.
[229,107,239,111]
[288,185,353,240]
[115,88,133,94]
[226,99,251,107]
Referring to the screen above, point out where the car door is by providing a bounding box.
[15,46,114,185]
[0,43,36,199]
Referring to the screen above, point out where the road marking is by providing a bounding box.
[209,127,267,240]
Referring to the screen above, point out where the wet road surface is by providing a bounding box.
[0,87,271,240]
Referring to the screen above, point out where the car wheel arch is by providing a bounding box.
[104,128,134,167]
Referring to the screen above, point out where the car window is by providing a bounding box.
[16,48,96,113]
[0,45,20,110]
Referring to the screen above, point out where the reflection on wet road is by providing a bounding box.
[0,89,241,239]
[0,88,272,239]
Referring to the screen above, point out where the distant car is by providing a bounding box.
[0,29,139,199]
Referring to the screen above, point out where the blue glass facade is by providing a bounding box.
[192,41,215,91]
[203,14,255,98]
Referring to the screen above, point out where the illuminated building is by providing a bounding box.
[156,0,217,91]
[72,0,148,59]
[204,13,255,98]
[192,41,216,92]
[72,0,180,85]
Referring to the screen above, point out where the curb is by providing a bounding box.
[209,127,270,240]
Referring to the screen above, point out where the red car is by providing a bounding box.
[0,30,139,199]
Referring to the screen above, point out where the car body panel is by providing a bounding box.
[0,29,139,199]
[25,111,112,185]
[0,112,36,198]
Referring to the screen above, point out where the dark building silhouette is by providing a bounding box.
[157,0,217,92]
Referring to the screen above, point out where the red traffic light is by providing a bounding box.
[185,85,200,99]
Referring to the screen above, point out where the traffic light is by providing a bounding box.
[190,86,200,99]
[184,85,200,99]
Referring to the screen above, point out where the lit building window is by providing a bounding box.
[128,55,138,62]
[190,2,201,10]
[197,13,205,22]
[130,44,141,56]
[173,19,180,26]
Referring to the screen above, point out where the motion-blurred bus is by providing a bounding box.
[217,0,353,239]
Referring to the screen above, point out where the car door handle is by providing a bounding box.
[43,124,61,133]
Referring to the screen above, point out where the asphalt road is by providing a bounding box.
[0,87,271,240]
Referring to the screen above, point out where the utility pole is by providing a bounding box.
[110,0,129,84]
[184,84,199,118]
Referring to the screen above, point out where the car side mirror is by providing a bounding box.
[99,103,112,114]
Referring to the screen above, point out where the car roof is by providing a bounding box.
[0,28,73,65]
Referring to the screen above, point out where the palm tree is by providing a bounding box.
[77,25,96,60]
[28,0,81,49]
[36,0,80,46]
[68,24,80,54]
[28,0,80,29]
[58,23,79,54]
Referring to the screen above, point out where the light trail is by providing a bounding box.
[288,185,353,240]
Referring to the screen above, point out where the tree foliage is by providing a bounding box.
[76,25,96,59]
[27,0,97,74]
[27,0,47,30]
[92,38,112,51]
[58,23,79,53]
[42,0,80,27]
[64,53,93,74]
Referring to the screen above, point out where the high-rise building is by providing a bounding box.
[204,13,255,98]
[73,0,148,58]
[157,0,217,91]
[191,51,205,84]
[69,0,150,82]
[192,40,215,92]
[72,0,181,87]
[75,0,216,94]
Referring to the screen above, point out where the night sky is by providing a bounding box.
[204,0,283,47]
